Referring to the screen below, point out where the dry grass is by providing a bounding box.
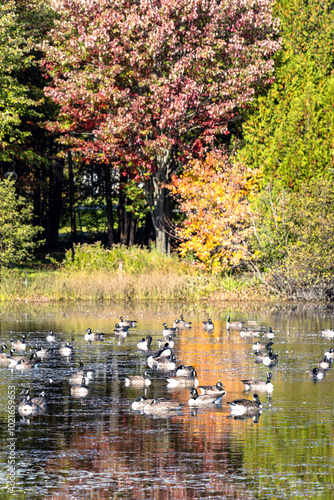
[0,267,269,302]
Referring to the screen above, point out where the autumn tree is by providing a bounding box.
[42,0,280,253]
[169,151,257,273]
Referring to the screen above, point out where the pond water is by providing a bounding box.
[0,301,333,499]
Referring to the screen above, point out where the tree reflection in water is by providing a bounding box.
[0,301,333,499]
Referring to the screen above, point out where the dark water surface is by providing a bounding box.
[0,302,333,499]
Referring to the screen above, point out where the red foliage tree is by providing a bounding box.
[42,0,280,252]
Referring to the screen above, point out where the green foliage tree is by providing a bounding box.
[0,0,56,166]
[237,0,334,297]
[239,0,334,189]
[0,177,44,267]
[249,178,334,299]
[0,0,35,163]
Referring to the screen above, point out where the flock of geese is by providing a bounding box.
[127,315,282,417]
[311,328,334,381]
[1,315,333,421]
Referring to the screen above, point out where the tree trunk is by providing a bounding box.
[104,163,114,246]
[118,180,139,246]
[118,186,130,245]
[67,150,76,242]
[32,162,48,245]
[33,165,45,240]
[143,211,155,248]
[128,215,137,247]
[46,160,63,248]
[141,148,176,254]
[152,178,173,255]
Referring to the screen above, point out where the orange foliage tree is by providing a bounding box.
[169,151,258,273]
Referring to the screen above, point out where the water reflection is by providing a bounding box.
[0,301,334,499]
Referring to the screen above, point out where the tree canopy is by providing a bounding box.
[0,0,34,163]
[239,0,334,189]
[0,177,44,267]
[42,0,280,251]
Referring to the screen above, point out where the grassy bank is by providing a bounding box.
[0,243,269,302]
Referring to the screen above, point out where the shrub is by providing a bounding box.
[250,178,334,299]
[169,151,258,274]
[63,242,185,275]
[0,177,44,268]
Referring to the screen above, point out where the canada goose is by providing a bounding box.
[132,396,153,410]
[203,319,214,330]
[227,394,262,415]
[158,336,174,349]
[324,347,334,360]
[147,353,175,370]
[166,369,199,388]
[156,355,177,372]
[46,331,56,343]
[241,372,273,392]
[155,343,172,358]
[84,328,104,342]
[0,344,10,366]
[321,328,334,339]
[147,356,158,369]
[262,349,278,367]
[198,381,226,396]
[114,324,129,338]
[252,341,274,352]
[147,344,172,367]
[318,357,331,370]
[69,369,89,387]
[263,327,275,339]
[35,346,52,359]
[70,377,89,397]
[71,361,95,380]
[311,367,326,381]
[254,351,268,363]
[173,319,180,329]
[143,398,183,414]
[59,342,74,357]
[124,371,151,387]
[131,396,170,411]
[175,365,196,377]
[174,315,192,328]
[31,390,47,413]
[226,315,244,330]
[11,335,26,352]
[6,348,25,368]
[240,329,259,338]
[18,394,39,418]
[119,317,137,328]
[162,323,177,337]
[15,352,39,370]
[188,388,223,406]
[137,336,153,351]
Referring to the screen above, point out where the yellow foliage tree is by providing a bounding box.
[169,151,258,273]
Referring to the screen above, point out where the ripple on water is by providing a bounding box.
[0,305,334,499]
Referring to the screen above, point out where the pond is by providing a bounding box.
[0,301,333,499]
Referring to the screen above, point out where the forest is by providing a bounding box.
[1,0,334,300]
